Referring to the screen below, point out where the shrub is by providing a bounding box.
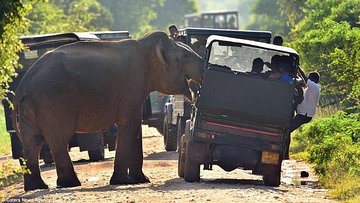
[292,110,360,200]
[0,159,29,200]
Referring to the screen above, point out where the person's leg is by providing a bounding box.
[290,114,306,132]
[285,114,312,159]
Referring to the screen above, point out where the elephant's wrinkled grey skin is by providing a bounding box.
[12,31,203,191]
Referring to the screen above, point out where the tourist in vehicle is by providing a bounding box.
[265,55,294,83]
[228,16,237,29]
[278,56,294,83]
[284,69,321,159]
[247,57,264,76]
[273,35,284,46]
[191,36,207,56]
[264,55,281,78]
[168,24,186,43]
[168,24,180,40]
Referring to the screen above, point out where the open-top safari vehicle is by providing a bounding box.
[161,27,272,151]
[178,35,300,186]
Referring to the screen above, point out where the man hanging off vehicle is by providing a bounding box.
[285,68,321,159]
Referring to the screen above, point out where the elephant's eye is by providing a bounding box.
[184,53,189,58]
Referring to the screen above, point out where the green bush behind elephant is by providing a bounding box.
[12,31,203,191]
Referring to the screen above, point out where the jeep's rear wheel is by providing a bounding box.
[163,115,177,151]
[184,142,200,182]
[176,117,184,151]
[178,135,186,177]
[263,165,281,187]
[88,146,105,162]
[40,145,54,164]
[88,136,105,162]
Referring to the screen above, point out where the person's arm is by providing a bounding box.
[264,62,272,69]
[298,67,308,83]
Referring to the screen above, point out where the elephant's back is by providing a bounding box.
[14,39,144,109]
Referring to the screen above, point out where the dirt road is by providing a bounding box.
[2,125,336,202]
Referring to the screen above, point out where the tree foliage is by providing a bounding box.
[98,0,164,38]
[246,0,290,37]
[152,0,198,30]
[28,0,113,34]
[99,0,199,38]
[0,0,37,100]
[291,0,360,104]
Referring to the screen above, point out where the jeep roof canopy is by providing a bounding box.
[205,35,298,55]
[21,31,131,50]
[179,28,272,44]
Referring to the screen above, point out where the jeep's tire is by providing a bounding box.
[184,142,200,182]
[43,156,54,165]
[88,137,105,162]
[40,145,54,164]
[263,166,281,187]
[176,117,183,151]
[88,146,105,162]
[178,135,186,178]
[163,115,177,151]
[154,115,164,135]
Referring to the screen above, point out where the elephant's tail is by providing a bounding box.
[12,92,24,137]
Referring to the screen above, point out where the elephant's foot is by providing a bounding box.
[130,172,150,183]
[57,177,81,188]
[24,175,49,191]
[110,174,138,185]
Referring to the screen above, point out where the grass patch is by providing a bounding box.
[0,159,29,201]
[0,106,11,155]
[327,174,360,201]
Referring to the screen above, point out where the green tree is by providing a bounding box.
[291,0,360,104]
[152,0,199,30]
[99,0,164,38]
[28,0,113,34]
[277,0,306,28]
[0,0,37,100]
[27,2,66,34]
[246,0,290,36]
[66,0,113,31]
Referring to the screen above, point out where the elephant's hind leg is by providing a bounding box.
[18,123,48,191]
[44,132,81,188]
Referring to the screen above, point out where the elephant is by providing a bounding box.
[12,31,203,191]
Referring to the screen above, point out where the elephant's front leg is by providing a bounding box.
[110,116,148,185]
[129,127,149,183]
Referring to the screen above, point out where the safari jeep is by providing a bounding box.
[2,31,131,163]
[162,28,272,151]
[178,35,299,186]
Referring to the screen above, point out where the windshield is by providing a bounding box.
[209,41,290,73]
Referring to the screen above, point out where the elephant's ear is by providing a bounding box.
[156,39,169,71]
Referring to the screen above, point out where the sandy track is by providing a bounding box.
[2,125,336,203]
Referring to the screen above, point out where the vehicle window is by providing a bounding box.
[214,14,226,29]
[202,15,214,28]
[209,42,288,73]
[20,48,52,71]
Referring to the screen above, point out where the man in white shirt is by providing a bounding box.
[284,69,321,159]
